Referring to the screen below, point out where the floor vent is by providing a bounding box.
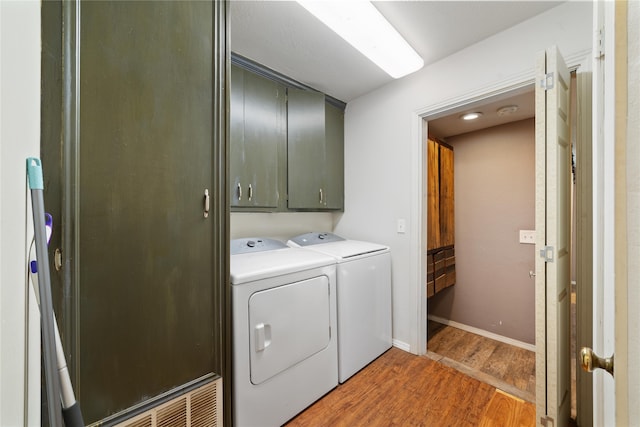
[115,379,222,427]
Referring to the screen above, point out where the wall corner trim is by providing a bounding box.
[428,315,536,352]
[392,339,412,353]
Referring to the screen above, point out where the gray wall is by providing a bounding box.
[429,118,536,345]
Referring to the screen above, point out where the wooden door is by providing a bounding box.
[439,144,455,247]
[427,139,440,250]
[535,45,572,426]
[43,2,228,424]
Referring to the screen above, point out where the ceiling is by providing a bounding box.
[230,1,562,103]
[427,88,535,140]
[230,1,561,138]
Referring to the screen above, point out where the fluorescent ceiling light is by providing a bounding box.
[297,1,424,79]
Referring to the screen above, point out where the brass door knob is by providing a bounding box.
[580,347,614,376]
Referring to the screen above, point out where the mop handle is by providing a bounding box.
[26,158,63,427]
[29,221,85,427]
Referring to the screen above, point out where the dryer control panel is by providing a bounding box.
[231,238,287,255]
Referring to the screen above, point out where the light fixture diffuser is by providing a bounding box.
[297,1,424,79]
[497,105,519,116]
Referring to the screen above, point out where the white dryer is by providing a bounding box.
[288,232,392,383]
[230,238,338,427]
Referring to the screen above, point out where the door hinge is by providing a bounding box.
[540,415,555,427]
[540,246,554,262]
[540,73,554,90]
[594,27,605,59]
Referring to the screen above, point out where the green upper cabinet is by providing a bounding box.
[287,88,325,209]
[231,62,344,212]
[230,65,286,209]
[324,102,345,210]
[287,88,344,210]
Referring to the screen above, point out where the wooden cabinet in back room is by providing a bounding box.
[230,65,286,209]
[427,138,455,298]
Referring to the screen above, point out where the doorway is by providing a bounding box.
[424,88,538,403]
[414,68,589,424]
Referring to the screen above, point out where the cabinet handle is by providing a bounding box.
[248,184,253,201]
[237,183,242,201]
[203,188,210,218]
[319,188,324,204]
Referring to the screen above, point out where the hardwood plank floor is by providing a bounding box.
[285,347,535,427]
[478,390,535,427]
[426,321,536,402]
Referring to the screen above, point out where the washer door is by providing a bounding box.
[249,275,331,385]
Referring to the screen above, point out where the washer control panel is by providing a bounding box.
[289,232,345,247]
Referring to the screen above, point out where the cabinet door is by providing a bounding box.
[230,66,285,208]
[427,139,441,250]
[287,88,326,209]
[230,65,246,206]
[439,144,455,246]
[68,2,223,423]
[243,71,285,208]
[323,102,344,210]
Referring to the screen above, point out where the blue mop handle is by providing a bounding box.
[26,158,64,427]
[27,157,44,190]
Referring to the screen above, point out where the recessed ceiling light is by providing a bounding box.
[497,105,519,116]
[296,1,424,79]
[460,112,483,121]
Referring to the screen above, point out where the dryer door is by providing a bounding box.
[249,275,331,385]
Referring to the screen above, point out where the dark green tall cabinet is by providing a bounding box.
[41,1,229,425]
[230,65,286,208]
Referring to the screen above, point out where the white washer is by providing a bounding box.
[288,232,392,383]
[230,238,338,427]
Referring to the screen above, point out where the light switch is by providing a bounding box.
[519,230,535,244]
[397,219,406,234]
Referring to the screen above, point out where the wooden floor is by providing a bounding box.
[426,321,536,403]
[285,347,535,427]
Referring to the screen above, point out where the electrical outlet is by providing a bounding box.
[519,230,535,244]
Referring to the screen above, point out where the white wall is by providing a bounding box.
[430,119,536,345]
[231,212,337,242]
[335,2,593,351]
[0,1,42,425]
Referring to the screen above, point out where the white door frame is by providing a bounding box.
[591,0,638,425]
[591,0,616,425]
[410,76,533,355]
[624,2,640,423]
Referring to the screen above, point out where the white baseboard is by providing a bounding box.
[428,315,536,352]
[392,339,411,352]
